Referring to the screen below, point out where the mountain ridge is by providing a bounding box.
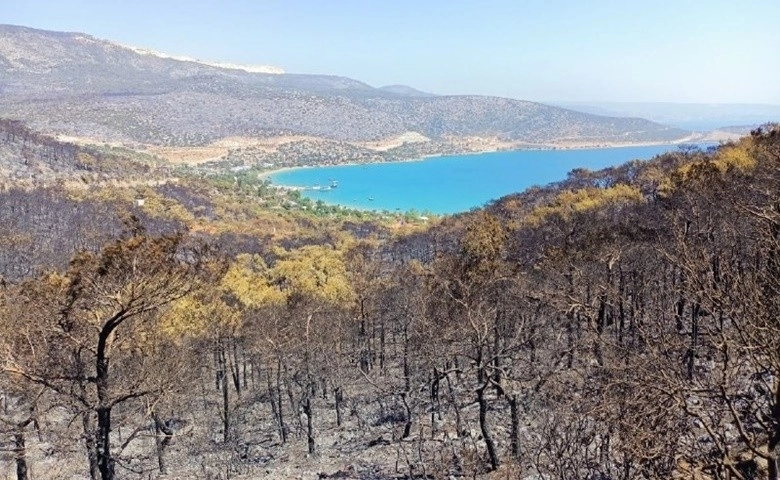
[0,24,692,157]
[377,84,437,97]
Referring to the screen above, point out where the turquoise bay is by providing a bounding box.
[271,145,689,215]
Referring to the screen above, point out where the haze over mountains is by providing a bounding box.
[555,101,780,132]
[0,24,693,155]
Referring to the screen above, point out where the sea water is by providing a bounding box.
[270,145,693,215]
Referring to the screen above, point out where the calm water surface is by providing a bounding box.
[271,145,687,215]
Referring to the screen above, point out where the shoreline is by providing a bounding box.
[257,166,301,181]
[257,137,713,186]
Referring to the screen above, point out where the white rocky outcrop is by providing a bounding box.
[122,44,284,74]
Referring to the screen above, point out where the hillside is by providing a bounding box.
[0,126,777,479]
[0,25,691,151]
[0,118,156,185]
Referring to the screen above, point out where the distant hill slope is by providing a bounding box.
[0,118,153,184]
[0,24,691,148]
[378,84,437,97]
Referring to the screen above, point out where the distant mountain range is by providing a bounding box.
[555,102,780,132]
[0,24,691,151]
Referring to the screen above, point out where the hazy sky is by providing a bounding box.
[3,0,779,104]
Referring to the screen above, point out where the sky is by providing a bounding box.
[3,0,780,104]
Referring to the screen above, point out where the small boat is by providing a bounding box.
[330,180,339,188]
[368,196,375,201]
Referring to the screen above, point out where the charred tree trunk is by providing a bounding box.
[230,338,241,397]
[686,302,700,381]
[335,386,343,427]
[379,318,387,373]
[96,405,114,480]
[509,394,520,460]
[477,384,499,471]
[359,298,371,373]
[266,367,285,443]
[492,318,505,398]
[74,348,100,480]
[768,378,780,480]
[215,340,231,443]
[401,324,413,440]
[276,359,288,443]
[96,328,115,480]
[445,372,463,436]
[152,413,173,475]
[303,394,315,455]
[222,361,230,443]
[431,368,441,437]
[14,427,28,480]
[81,409,99,480]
